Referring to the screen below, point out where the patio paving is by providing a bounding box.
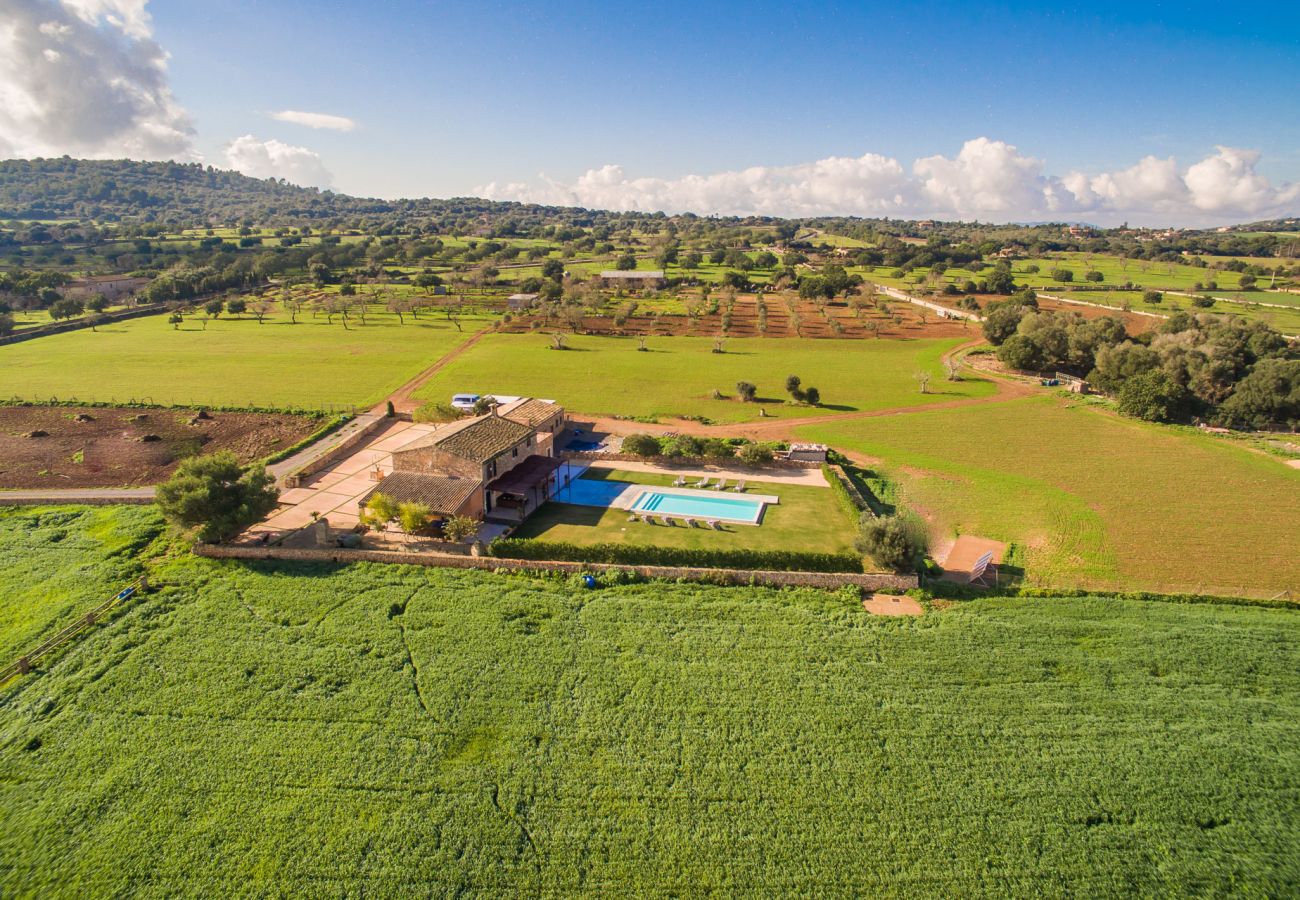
[250,419,441,537]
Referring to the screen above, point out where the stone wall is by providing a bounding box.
[562,451,821,470]
[0,303,168,347]
[193,543,918,592]
[281,415,389,487]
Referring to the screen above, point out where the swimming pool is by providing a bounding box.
[631,491,765,524]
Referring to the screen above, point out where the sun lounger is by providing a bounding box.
[683,517,695,528]
[694,477,709,488]
[673,475,687,487]
[732,480,746,492]
[706,519,721,530]
[660,516,673,526]
[713,479,727,490]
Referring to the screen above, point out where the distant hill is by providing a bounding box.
[0,158,599,229]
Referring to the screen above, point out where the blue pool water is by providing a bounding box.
[567,440,605,452]
[631,491,764,524]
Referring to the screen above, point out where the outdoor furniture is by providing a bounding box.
[694,477,709,488]
[732,480,747,492]
[683,517,695,528]
[660,516,674,526]
[673,475,687,487]
[706,519,721,530]
[713,479,727,490]
[628,512,638,522]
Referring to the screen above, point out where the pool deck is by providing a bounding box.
[554,462,778,524]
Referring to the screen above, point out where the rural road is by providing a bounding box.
[0,487,156,505]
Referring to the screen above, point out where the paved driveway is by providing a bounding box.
[252,420,440,535]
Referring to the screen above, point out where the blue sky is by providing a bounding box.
[4,0,1298,222]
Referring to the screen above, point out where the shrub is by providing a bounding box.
[737,442,774,466]
[1050,268,1074,283]
[621,433,662,457]
[413,401,461,424]
[1143,289,1163,305]
[361,492,399,529]
[397,502,433,535]
[488,539,863,573]
[736,381,757,402]
[803,386,821,405]
[661,435,704,458]
[1084,270,1104,282]
[700,438,736,461]
[854,514,928,573]
[442,515,478,543]
[155,451,278,543]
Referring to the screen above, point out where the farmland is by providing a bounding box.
[798,395,1300,597]
[0,405,319,488]
[1,513,1298,895]
[0,307,487,410]
[0,505,162,661]
[414,332,995,422]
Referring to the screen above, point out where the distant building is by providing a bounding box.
[506,292,539,309]
[594,270,666,289]
[63,275,150,302]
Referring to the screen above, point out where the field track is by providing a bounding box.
[382,327,491,414]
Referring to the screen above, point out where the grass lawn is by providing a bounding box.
[1,517,1297,895]
[0,306,487,410]
[414,332,994,422]
[798,395,1300,597]
[513,468,856,553]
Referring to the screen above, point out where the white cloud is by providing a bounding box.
[0,0,195,160]
[224,134,333,187]
[270,109,357,132]
[481,139,1299,226]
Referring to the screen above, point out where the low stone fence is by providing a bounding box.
[280,414,388,487]
[562,451,821,470]
[0,303,168,346]
[193,543,917,592]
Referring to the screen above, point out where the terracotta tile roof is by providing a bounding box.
[499,398,561,428]
[359,472,481,514]
[428,414,533,463]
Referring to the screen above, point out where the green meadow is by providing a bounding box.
[798,395,1300,597]
[414,332,994,422]
[2,515,1297,896]
[0,306,486,409]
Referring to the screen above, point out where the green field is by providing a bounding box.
[515,468,856,553]
[2,512,1297,895]
[798,395,1300,596]
[0,307,485,410]
[0,506,163,661]
[414,332,994,422]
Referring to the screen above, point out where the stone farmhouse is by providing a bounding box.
[359,398,567,530]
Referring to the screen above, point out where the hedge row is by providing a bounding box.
[487,538,864,573]
[261,414,352,466]
[823,464,870,520]
[0,398,335,418]
[1015,586,1300,611]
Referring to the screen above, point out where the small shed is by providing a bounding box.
[507,292,539,309]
